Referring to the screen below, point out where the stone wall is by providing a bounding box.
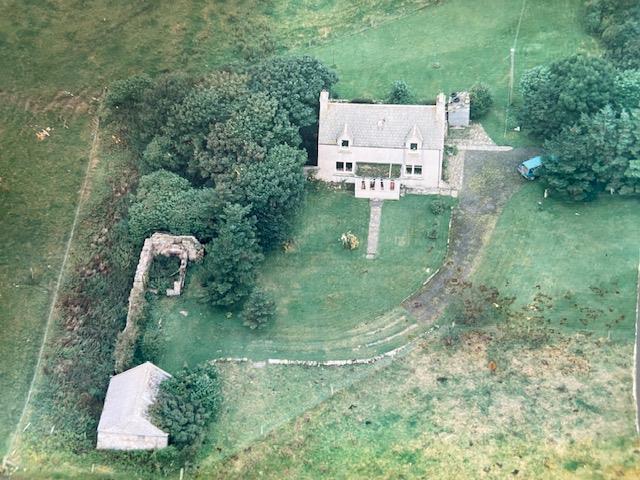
[96,432,168,450]
[114,233,204,372]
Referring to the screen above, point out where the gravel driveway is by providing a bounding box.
[404,147,540,323]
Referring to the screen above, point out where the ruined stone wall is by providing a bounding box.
[114,233,204,372]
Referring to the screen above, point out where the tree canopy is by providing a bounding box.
[518,55,618,139]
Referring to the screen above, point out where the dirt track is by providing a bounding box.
[404,147,540,322]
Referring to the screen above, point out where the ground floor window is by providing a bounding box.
[405,164,423,176]
[336,161,353,172]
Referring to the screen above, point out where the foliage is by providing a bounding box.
[249,55,338,128]
[585,0,640,69]
[518,55,617,139]
[150,363,221,449]
[128,170,216,242]
[469,83,493,120]
[429,199,447,216]
[241,289,276,329]
[147,255,181,293]
[340,231,360,250]
[543,106,640,199]
[615,69,640,106]
[203,203,263,307]
[191,92,300,181]
[386,80,415,104]
[237,145,308,249]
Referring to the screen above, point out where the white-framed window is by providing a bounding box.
[341,139,350,148]
[405,165,423,176]
[336,161,353,172]
[410,142,418,151]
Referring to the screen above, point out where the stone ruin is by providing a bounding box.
[114,233,204,372]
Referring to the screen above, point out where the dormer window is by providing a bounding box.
[410,142,418,151]
[405,125,423,152]
[338,123,352,151]
[341,139,350,148]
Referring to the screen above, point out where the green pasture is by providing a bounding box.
[0,104,89,454]
[473,183,640,341]
[299,0,599,146]
[152,190,453,369]
[204,332,637,479]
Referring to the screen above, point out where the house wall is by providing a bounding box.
[97,432,168,450]
[316,145,441,189]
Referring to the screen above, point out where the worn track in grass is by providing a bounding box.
[404,148,540,322]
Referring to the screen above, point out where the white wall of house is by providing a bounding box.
[316,145,441,189]
[97,432,168,450]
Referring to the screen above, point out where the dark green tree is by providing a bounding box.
[543,106,640,199]
[190,92,300,181]
[386,80,415,104]
[614,69,640,107]
[150,363,221,449]
[241,288,276,329]
[128,170,215,242]
[238,145,307,249]
[518,55,617,139]
[249,56,338,127]
[203,203,263,306]
[469,83,493,119]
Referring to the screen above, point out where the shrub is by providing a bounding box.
[427,228,438,240]
[150,363,221,449]
[242,289,276,329]
[340,231,360,250]
[469,83,493,120]
[386,80,415,104]
[429,200,447,216]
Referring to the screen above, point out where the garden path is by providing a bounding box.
[366,199,383,259]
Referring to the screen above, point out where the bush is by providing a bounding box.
[386,80,415,104]
[242,289,276,329]
[150,363,221,449]
[340,231,360,250]
[469,83,493,120]
[429,200,447,216]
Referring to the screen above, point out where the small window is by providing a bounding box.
[345,162,353,172]
[390,180,395,191]
[361,180,366,190]
[380,180,384,190]
[370,179,375,189]
[341,139,350,148]
[410,142,418,151]
[405,165,412,175]
[414,166,423,175]
[336,161,344,171]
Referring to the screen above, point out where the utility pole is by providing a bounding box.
[508,47,515,105]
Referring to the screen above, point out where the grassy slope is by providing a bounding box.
[153,190,452,368]
[0,104,89,454]
[473,182,640,341]
[204,333,637,479]
[296,0,599,146]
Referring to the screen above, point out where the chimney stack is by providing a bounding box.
[319,90,329,116]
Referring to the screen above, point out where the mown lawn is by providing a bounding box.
[0,104,90,455]
[152,189,453,368]
[298,0,599,146]
[473,182,640,341]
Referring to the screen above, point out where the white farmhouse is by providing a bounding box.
[97,362,171,450]
[316,90,448,199]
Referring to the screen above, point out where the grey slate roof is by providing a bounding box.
[97,362,171,438]
[318,101,445,149]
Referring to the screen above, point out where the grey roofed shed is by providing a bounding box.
[97,362,171,450]
[317,101,445,150]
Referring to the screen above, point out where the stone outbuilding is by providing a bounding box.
[97,362,171,450]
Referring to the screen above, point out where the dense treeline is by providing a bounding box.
[517,1,640,200]
[106,56,337,306]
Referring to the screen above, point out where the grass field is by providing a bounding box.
[298,0,599,146]
[152,190,453,368]
[204,331,637,479]
[0,103,90,454]
[473,182,640,341]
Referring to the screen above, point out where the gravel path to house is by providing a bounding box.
[404,147,540,323]
[366,199,383,259]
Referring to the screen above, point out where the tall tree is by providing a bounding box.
[386,80,415,104]
[203,204,263,306]
[518,55,617,139]
[238,144,307,249]
[249,56,338,128]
